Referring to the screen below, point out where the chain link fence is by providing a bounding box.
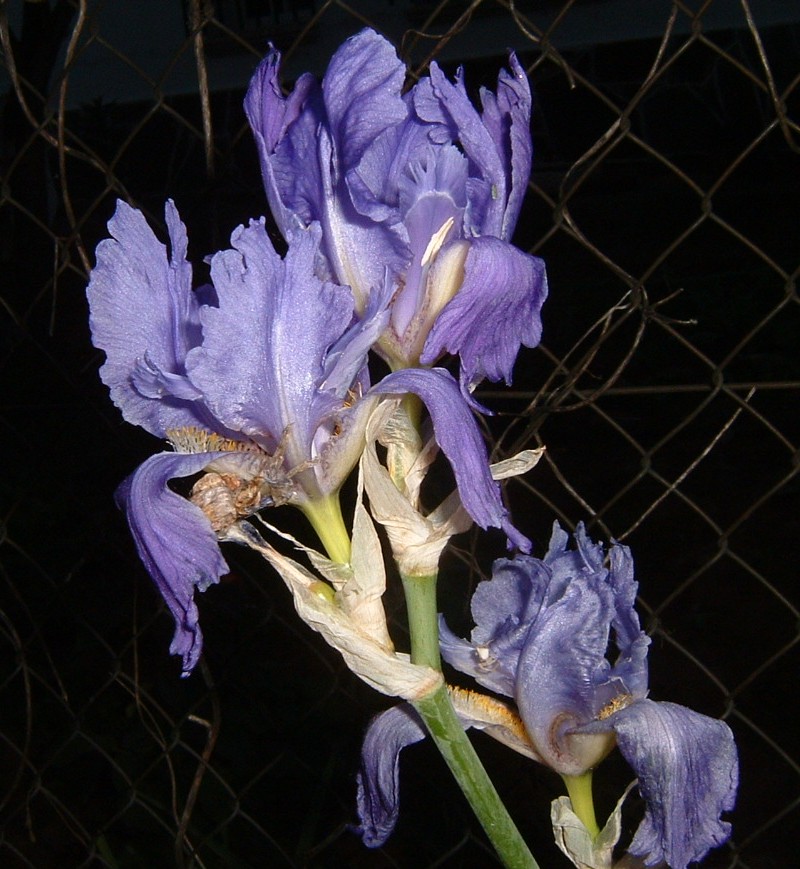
[1,1,798,866]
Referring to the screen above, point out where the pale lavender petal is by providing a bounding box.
[322,28,408,174]
[116,451,230,675]
[373,367,530,551]
[478,54,532,239]
[596,700,738,869]
[420,237,548,393]
[87,200,208,437]
[356,704,428,847]
[189,221,352,470]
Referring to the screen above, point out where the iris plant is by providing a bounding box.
[358,524,738,868]
[245,28,548,396]
[87,27,737,869]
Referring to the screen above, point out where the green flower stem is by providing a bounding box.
[402,571,539,869]
[300,494,352,564]
[400,571,441,670]
[562,771,600,839]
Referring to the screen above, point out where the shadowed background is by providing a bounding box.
[1,1,798,866]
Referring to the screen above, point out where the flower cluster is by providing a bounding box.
[87,27,736,869]
[87,30,546,675]
[358,524,738,869]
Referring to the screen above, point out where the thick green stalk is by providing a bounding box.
[300,494,352,564]
[400,571,441,670]
[402,570,539,869]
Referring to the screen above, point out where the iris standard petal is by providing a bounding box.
[316,29,413,301]
[373,368,530,551]
[420,236,548,394]
[356,704,428,847]
[478,53,532,240]
[603,699,738,869]
[116,451,230,675]
[414,63,507,237]
[87,200,209,437]
[348,117,431,223]
[189,221,352,469]
[322,28,408,174]
[515,578,619,775]
[244,49,321,235]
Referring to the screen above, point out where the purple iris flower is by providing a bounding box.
[87,200,381,672]
[358,524,738,868]
[88,200,525,674]
[245,28,548,396]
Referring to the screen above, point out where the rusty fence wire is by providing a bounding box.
[1,1,798,866]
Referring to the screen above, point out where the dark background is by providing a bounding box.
[1,1,798,866]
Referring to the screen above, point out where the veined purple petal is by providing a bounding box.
[189,221,352,472]
[87,200,209,437]
[420,237,548,394]
[373,368,530,552]
[440,556,550,697]
[356,704,428,847]
[515,578,618,775]
[316,128,409,312]
[391,145,468,335]
[348,116,430,223]
[592,700,738,869]
[116,451,230,675]
[322,28,408,174]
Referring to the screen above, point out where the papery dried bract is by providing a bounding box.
[226,523,441,701]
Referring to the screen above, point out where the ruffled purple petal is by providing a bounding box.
[478,53,532,240]
[356,704,428,847]
[116,451,230,675]
[599,700,738,869]
[439,556,551,697]
[189,221,352,472]
[420,237,548,393]
[87,200,209,437]
[414,63,507,237]
[373,367,530,551]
